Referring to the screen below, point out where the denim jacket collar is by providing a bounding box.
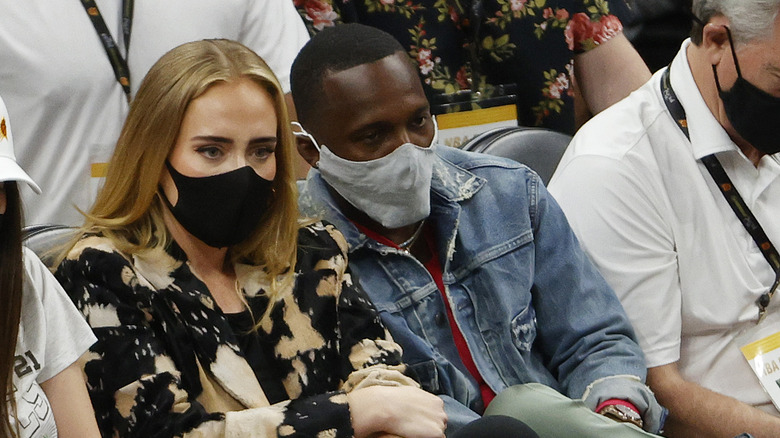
[298,150,486,252]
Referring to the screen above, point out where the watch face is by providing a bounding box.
[598,404,644,428]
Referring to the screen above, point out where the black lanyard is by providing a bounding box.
[660,68,780,323]
[80,0,134,102]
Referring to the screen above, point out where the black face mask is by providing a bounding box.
[714,27,780,155]
[162,161,273,248]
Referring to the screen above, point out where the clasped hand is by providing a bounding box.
[347,385,447,438]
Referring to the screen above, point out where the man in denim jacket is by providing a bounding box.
[291,23,665,437]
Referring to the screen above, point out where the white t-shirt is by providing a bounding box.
[549,40,780,412]
[8,247,96,437]
[0,0,309,226]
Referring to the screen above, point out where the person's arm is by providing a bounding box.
[527,169,663,432]
[549,138,720,434]
[20,247,101,437]
[574,31,651,115]
[39,361,101,438]
[529,169,645,391]
[648,363,780,438]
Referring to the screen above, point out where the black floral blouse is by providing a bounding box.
[294,0,631,134]
[55,222,417,438]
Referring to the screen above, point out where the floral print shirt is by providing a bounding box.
[55,222,417,438]
[295,0,630,134]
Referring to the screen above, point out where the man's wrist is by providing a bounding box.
[596,399,643,428]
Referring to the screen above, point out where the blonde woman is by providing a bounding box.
[54,39,447,438]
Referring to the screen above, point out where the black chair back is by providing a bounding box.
[22,224,76,268]
[460,126,571,185]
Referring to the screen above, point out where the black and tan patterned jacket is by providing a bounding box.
[55,222,417,438]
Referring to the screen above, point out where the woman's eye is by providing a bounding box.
[251,146,275,160]
[197,146,222,159]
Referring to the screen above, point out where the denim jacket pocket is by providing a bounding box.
[407,359,441,394]
[510,305,537,353]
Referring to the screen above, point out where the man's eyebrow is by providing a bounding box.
[415,104,431,115]
[350,120,390,136]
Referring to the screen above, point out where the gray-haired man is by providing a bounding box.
[550,1,780,436]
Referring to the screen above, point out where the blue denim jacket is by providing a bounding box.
[299,146,659,430]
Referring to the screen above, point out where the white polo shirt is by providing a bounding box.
[549,39,780,412]
[0,0,309,226]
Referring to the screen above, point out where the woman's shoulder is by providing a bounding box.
[293,220,354,281]
[63,232,126,262]
[59,233,184,291]
[56,233,141,293]
[297,220,350,257]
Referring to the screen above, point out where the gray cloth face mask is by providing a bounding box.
[294,119,438,229]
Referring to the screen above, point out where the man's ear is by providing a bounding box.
[701,16,732,66]
[296,134,320,168]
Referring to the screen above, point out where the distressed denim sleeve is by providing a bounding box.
[441,394,482,437]
[582,375,667,433]
[527,176,646,400]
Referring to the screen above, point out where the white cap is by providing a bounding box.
[0,95,41,194]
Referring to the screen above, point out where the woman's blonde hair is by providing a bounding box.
[63,39,299,297]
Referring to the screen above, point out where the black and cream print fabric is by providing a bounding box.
[55,222,416,438]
